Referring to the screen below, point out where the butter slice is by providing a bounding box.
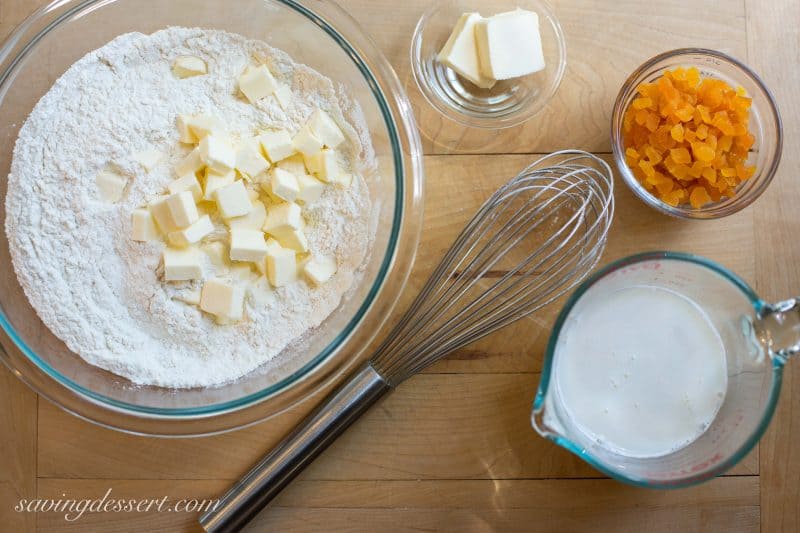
[95,169,127,203]
[172,56,207,78]
[168,174,203,202]
[199,134,236,174]
[163,247,203,281]
[235,139,269,178]
[265,240,297,287]
[263,202,302,238]
[166,191,199,228]
[203,169,236,201]
[269,168,300,202]
[175,148,205,177]
[292,125,324,157]
[437,13,496,89]
[303,256,337,286]
[131,209,159,242]
[168,214,213,247]
[475,9,545,80]
[214,180,251,219]
[149,195,179,233]
[239,64,278,104]
[307,109,345,148]
[259,129,295,163]
[296,173,326,204]
[230,229,269,263]
[274,84,293,109]
[200,279,245,321]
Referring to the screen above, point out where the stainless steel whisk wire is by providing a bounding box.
[200,150,614,533]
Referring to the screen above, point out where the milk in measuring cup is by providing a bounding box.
[554,286,727,458]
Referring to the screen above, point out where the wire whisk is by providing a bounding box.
[201,150,615,533]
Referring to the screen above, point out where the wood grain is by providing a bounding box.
[35,477,758,532]
[746,0,800,531]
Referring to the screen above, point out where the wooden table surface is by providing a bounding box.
[1,0,798,531]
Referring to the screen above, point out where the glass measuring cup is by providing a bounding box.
[532,251,800,488]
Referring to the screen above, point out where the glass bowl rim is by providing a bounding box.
[409,0,567,129]
[0,0,416,419]
[533,250,782,489]
[610,47,784,220]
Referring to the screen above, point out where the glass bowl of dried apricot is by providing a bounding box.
[611,48,782,219]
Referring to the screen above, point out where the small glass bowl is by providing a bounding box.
[411,0,567,129]
[611,48,783,219]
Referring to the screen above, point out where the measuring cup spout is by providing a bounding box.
[756,298,800,364]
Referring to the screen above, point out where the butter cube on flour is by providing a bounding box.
[296,173,326,204]
[275,227,308,253]
[303,255,337,286]
[278,154,308,176]
[230,229,269,263]
[168,173,203,202]
[203,169,236,201]
[305,149,341,183]
[475,9,545,80]
[238,64,278,104]
[274,84,293,110]
[263,202,302,238]
[95,169,127,203]
[177,114,225,144]
[172,56,207,78]
[200,279,245,321]
[163,247,203,281]
[235,139,269,178]
[133,149,163,172]
[436,12,496,89]
[214,180,251,219]
[292,125,323,157]
[228,200,266,231]
[131,208,159,242]
[166,191,199,228]
[308,109,345,148]
[269,168,300,202]
[259,129,294,163]
[149,195,179,233]
[175,148,205,177]
[265,240,297,288]
[168,214,213,247]
[199,134,236,174]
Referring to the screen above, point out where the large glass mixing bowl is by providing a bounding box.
[0,0,424,436]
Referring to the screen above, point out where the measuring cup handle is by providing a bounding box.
[757,298,800,363]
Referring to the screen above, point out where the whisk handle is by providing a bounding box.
[199,363,390,533]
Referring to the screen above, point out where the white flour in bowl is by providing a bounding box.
[5,27,375,388]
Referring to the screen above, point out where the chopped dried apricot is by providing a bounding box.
[622,66,757,209]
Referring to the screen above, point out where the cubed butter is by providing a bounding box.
[265,242,297,287]
[303,255,337,285]
[308,108,346,148]
[175,148,205,177]
[296,173,326,204]
[133,149,163,172]
[235,139,269,178]
[215,180,252,219]
[259,129,294,162]
[305,148,340,183]
[168,173,203,202]
[275,227,308,253]
[238,64,278,103]
[95,169,127,203]
[202,241,230,273]
[230,228,269,262]
[436,13,496,89]
[269,167,300,202]
[274,84,293,109]
[203,168,236,201]
[475,9,545,80]
[172,55,207,78]
[168,214,213,247]
[131,208,160,242]
[163,247,203,281]
[177,114,225,144]
[278,154,308,176]
[228,200,267,231]
[166,191,199,228]
[199,134,236,174]
[149,195,179,233]
[292,125,323,157]
[200,278,245,321]
[263,202,302,238]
